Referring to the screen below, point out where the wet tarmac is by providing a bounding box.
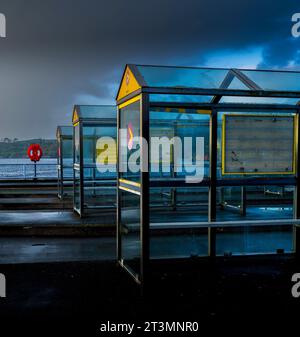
[0,210,115,226]
[0,205,293,227]
[0,229,294,264]
[0,237,116,264]
[0,206,296,264]
[0,256,299,334]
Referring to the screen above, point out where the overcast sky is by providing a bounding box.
[0,0,300,139]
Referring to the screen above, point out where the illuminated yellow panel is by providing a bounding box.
[117,66,141,101]
[118,95,141,109]
[72,109,79,124]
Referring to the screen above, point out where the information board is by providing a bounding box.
[222,114,295,175]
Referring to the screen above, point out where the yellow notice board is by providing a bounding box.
[222,114,296,175]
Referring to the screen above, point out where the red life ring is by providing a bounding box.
[27,144,43,162]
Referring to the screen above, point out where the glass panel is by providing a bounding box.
[57,138,62,197]
[241,69,300,92]
[74,125,80,165]
[220,96,300,104]
[62,138,73,180]
[57,138,61,167]
[220,76,299,102]
[119,100,141,182]
[217,186,293,221]
[150,108,210,181]
[216,224,293,256]
[220,74,300,103]
[148,106,210,259]
[150,94,213,103]
[118,100,141,278]
[60,126,73,136]
[77,105,116,120]
[120,190,141,277]
[150,186,209,259]
[150,187,209,221]
[82,125,116,210]
[137,65,300,93]
[74,169,80,213]
[216,185,294,255]
[226,76,249,90]
[137,65,229,89]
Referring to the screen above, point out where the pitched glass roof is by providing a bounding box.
[134,65,300,93]
[72,105,116,124]
[240,69,300,92]
[137,65,229,89]
[149,94,213,103]
[56,125,73,137]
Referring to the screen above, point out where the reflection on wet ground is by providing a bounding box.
[0,229,293,264]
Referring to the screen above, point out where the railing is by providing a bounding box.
[0,163,59,180]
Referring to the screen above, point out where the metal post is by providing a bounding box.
[93,132,96,197]
[294,113,300,254]
[57,138,60,198]
[34,161,37,180]
[171,121,177,210]
[72,126,76,213]
[60,138,64,198]
[60,137,64,198]
[240,186,247,216]
[79,122,84,217]
[208,109,217,257]
[140,93,150,293]
[116,106,121,263]
[295,225,300,258]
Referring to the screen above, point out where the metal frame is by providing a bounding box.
[73,122,83,215]
[208,108,217,256]
[57,130,63,198]
[116,64,300,286]
[56,126,73,199]
[140,93,150,291]
[72,108,117,217]
[117,94,145,285]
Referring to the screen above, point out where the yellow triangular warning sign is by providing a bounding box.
[72,108,79,124]
[117,66,141,101]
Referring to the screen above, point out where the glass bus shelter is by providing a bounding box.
[72,105,117,217]
[57,126,73,199]
[116,64,300,286]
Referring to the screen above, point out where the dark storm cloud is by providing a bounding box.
[0,0,299,139]
[258,38,300,68]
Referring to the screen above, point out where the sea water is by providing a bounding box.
[0,158,58,179]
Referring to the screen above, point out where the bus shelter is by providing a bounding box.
[116,64,300,286]
[57,126,73,199]
[72,105,117,217]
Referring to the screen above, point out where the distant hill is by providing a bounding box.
[0,139,57,158]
